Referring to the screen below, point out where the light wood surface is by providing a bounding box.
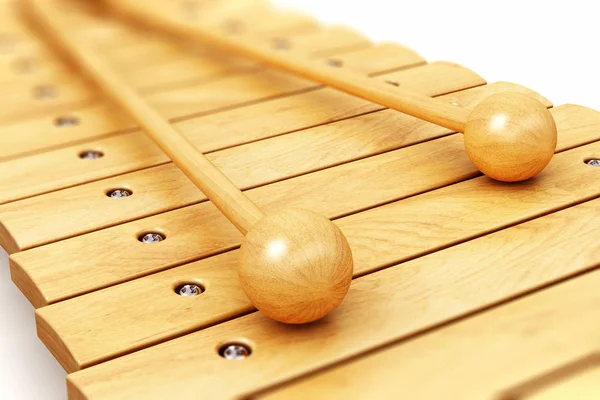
[258,270,600,400]
[0,65,489,251]
[25,0,357,324]
[107,0,472,131]
[29,104,600,370]
[0,2,379,149]
[0,43,424,161]
[8,87,566,309]
[0,47,432,206]
[0,0,597,397]
[105,0,559,181]
[64,193,600,398]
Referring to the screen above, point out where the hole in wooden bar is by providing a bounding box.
[222,19,244,35]
[78,150,104,160]
[327,59,344,68]
[272,37,291,50]
[180,0,201,19]
[106,188,132,198]
[33,84,58,100]
[175,282,205,296]
[385,79,401,87]
[137,231,166,243]
[218,342,252,360]
[54,115,79,127]
[585,158,600,167]
[13,57,36,74]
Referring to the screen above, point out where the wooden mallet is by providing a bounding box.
[26,0,353,324]
[105,0,558,183]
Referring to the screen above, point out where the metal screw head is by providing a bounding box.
[180,1,200,19]
[108,189,132,198]
[79,150,104,160]
[223,19,244,35]
[272,37,291,50]
[327,59,343,68]
[14,57,36,74]
[177,284,204,296]
[586,159,600,167]
[220,344,251,360]
[55,115,79,127]
[34,84,57,99]
[139,233,164,243]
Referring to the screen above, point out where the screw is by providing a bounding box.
[223,19,244,35]
[14,57,35,74]
[177,284,204,296]
[79,150,104,160]
[34,84,57,99]
[55,115,79,127]
[220,343,251,360]
[327,59,343,68]
[108,189,132,198]
[272,37,291,50]
[139,233,164,243]
[586,159,600,167]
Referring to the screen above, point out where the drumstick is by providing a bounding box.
[25,0,353,325]
[103,0,557,183]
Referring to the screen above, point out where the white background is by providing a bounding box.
[1,1,599,399]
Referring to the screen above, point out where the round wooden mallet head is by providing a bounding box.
[464,92,558,182]
[239,208,353,324]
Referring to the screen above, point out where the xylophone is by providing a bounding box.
[0,0,599,399]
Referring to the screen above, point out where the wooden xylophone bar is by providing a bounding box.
[0,0,599,398]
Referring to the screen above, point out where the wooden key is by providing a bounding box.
[26,0,353,324]
[104,0,558,182]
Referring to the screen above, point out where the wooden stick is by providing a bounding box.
[105,0,469,133]
[102,0,558,183]
[25,0,264,235]
[25,0,354,324]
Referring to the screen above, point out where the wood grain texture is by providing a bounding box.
[64,191,600,398]
[29,0,268,236]
[258,271,600,400]
[107,0,475,132]
[30,105,600,370]
[0,43,424,161]
[1,84,542,262]
[0,40,424,158]
[0,61,477,215]
[0,0,371,130]
[0,45,424,159]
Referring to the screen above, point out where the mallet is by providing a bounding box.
[26,0,353,324]
[105,0,558,183]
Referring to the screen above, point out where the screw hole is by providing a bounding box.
[176,283,205,296]
[55,115,79,127]
[223,19,244,35]
[272,37,291,50]
[327,59,343,68]
[106,188,132,198]
[385,80,400,87]
[79,150,104,160]
[585,159,600,167]
[180,1,200,18]
[138,232,166,243]
[13,57,36,74]
[218,343,251,360]
[34,84,57,100]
